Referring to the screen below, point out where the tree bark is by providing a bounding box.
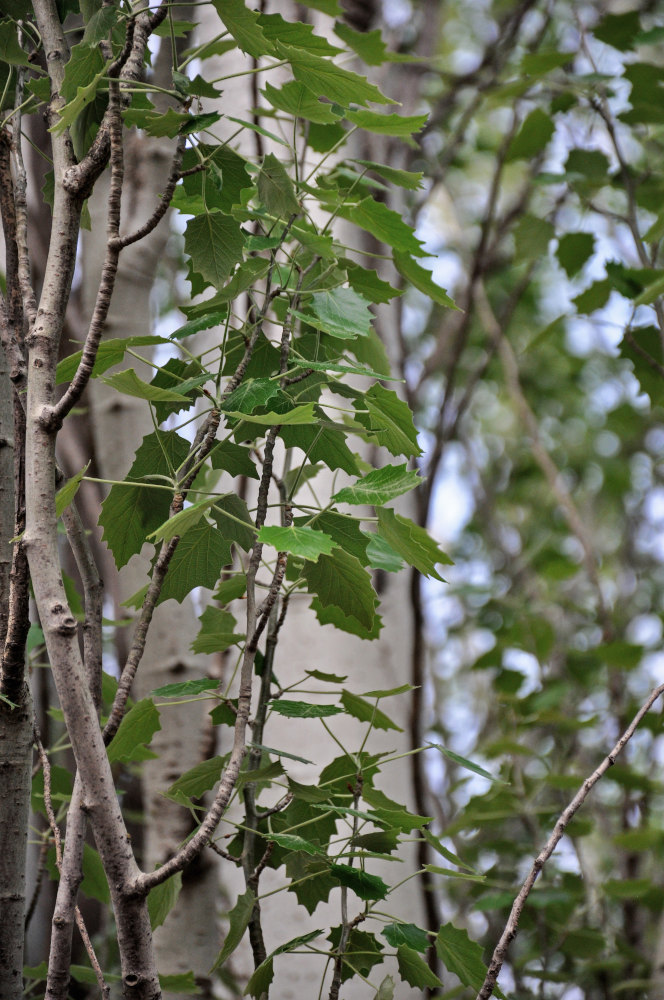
[0,693,33,1000]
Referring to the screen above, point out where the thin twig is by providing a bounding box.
[11,58,38,332]
[476,681,664,999]
[115,132,187,249]
[104,409,221,742]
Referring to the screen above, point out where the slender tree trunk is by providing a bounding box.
[0,690,33,1000]
[0,345,32,1000]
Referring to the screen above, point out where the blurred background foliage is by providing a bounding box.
[388,0,664,995]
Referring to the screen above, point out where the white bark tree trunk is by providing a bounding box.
[80,133,222,999]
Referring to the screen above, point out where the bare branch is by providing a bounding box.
[115,132,187,250]
[476,680,664,1000]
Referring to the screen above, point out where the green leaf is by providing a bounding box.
[306,287,373,340]
[0,18,33,66]
[55,462,89,517]
[269,833,324,855]
[376,508,451,580]
[259,13,341,55]
[165,755,226,805]
[506,108,555,161]
[52,41,106,134]
[152,678,219,698]
[156,520,232,604]
[365,533,404,573]
[333,464,422,506]
[56,336,166,383]
[184,213,245,290]
[148,499,217,544]
[235,759,284,793]
[211,889,255,971]
[220,377,280,415]
[430,744,502,782]
[573,278,612,314]
[99,431,190,569]
[393,251,457,307]
[520,49,571,75]
[635,273,664,306]
[257,152,300,218]
[346,109,428,138]
[277,43,395,106]
[356,384,422,457]
[211,495,256,551]
[258,525,335,561]
[328,864,389,901]
[303,549,377,630]
[79,843,111,904]
[262,80,339,123]
[287,358,397,380]
[181,143,252,216]
[159,972,200,994]
[383,923,430,953]
[361,684,413,698]
[191,606,244,654]
[421,828,480,874]
[148,873,182,930]
[245,960,274,998]
[270,700,343,719]
[556,232,595,278]
[101,368,190,403]
[340,689,402,732]
[396,946,443,989]
[620,326,664,402]
[327,926,384,982]
[337,198,423,254]
[594,10,641,51]
[299,0,341,13]
[305,512,369,563]
[253,742,313,765]
[210,441,259,479]
[281,423,359,475]
[424,864,485,883]
[227,403,317,425]
[565,148,610,184]
[353,159,424,191]
[334,20,390,64]
[310,597,383,639]
[305,668,348,683]
[212,0,275,57]
[436,923,505,998]
[214,574,248,604]
[345,260,402,302]
[107,699,161,764]
[245,932,324,998]
[513,214,555,261]
[374,975,396,1000]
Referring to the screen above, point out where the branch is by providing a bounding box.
[11,62,38,333]
[133,419,283,895]
[476,680,664,999]
[62,3,169,199]
[115,132,187,250]
[49,75,125,427]
[37,728,109,1000]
